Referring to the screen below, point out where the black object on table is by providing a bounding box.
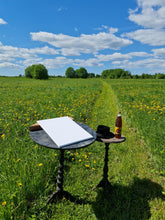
[30,122,96,204]
[96,134,126,200]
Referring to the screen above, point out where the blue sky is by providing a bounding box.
[1,0,165,76]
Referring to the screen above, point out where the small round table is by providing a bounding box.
[96,134,126,199]
[30,122,96,204]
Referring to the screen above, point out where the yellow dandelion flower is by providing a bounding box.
[1,134,5,139]
[18,183,22,186]
[94,160,96,163]
[85,164,89,168]
[54,153,57,156]
[92,168,95,170]
[17,158,20,162]
[39,163,43,166]
[2,201,6,206]
[79,159,81,162]
[34,145,38,149]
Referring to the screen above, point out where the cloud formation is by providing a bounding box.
[30,29,132,56]
[129,0,165,28]
[0,18,7,25]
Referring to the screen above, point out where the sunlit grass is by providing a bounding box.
[109,79,165,173]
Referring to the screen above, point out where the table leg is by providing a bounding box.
[96,143,112,199]
[46,149,82,205]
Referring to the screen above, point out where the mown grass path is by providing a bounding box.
[88,81,165,219]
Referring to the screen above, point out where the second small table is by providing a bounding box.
[96,134,126,199]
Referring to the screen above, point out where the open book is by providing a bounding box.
[37,116,93,148]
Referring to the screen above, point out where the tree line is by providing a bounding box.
[24,64,165,79]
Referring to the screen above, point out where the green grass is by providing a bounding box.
[0,77,164,219]
[109,79,165,173]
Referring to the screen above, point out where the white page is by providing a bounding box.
[37,116,93,148]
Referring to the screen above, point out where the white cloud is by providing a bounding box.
[96,51,150,62]
[129,0,165,28]
[112,57,165,73]
[30,30,133,56]
[74,58,103,67]
[123,29,165,46]
[152,48,165,57]
[0,18,7,25]
[42,57,73,69]
[0,62,21,69]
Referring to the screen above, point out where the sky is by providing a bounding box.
[1,0,165,76]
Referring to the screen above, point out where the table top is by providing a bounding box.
[97,133,126,144]
[30,122,96,150]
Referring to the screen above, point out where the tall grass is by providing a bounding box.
[109,79,165,173]
[0,77,102,219]
[0,77,164,219]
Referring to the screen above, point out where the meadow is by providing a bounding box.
[0,77,164,219]
[109,79,165,173]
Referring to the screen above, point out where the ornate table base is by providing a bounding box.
[96,135,126,200]
[46,150,82,205]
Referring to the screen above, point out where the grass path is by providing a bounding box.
[88,81,165,219]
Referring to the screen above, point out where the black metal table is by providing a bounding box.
[96,134,126,199]
[30,122,96,204]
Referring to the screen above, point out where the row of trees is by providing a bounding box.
[24,64,165,80]
[101,68,132,79]
[65,67,95,78]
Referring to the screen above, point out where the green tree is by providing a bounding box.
[25,66,32,78]
[75,67,88,78]
[65,67,75,78]
[25,64,48,79]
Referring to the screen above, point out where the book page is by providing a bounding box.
[37,116,93,148]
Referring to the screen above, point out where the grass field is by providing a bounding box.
[109,79,165,174]
[0,77,164,219]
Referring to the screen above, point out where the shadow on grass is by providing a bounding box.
[92,177,164,220]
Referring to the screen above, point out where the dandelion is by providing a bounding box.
[39,163,43,166]
[17,158,20,162]
[79,159,81,162]
[85,164,89,168]
[94,160,96,164]
[34,145,38,149]
[72,158,74,161]
[54,153,57,156]
[1,134,5,139]
[18,183,22,186]
[92,168,95,170]
[2,201,6,206]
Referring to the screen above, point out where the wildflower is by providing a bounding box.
[39,163,43,166]
[85,164,89,168]
[92,168,95,170]
[94,160,96,164]
[17,158,21,162]
[79,159,81,162]
[54,153,57,157]
[2,201,6,206]
[18,183,22,186]
[34,145,38,149]
[1,134,5,139]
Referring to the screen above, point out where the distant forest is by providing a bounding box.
[64,67,165,79]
